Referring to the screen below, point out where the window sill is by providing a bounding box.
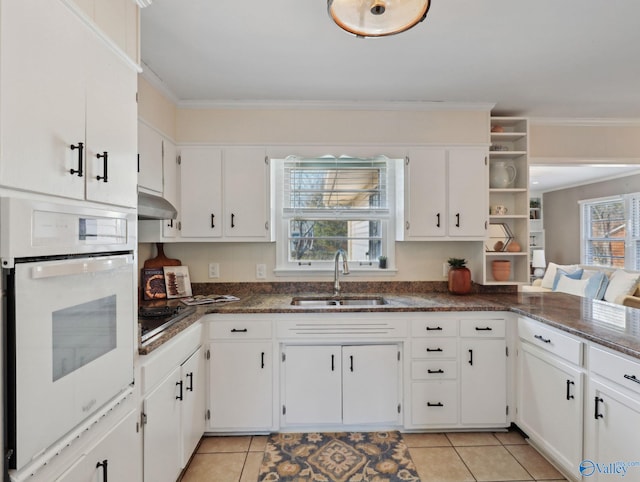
[273,267,398,277]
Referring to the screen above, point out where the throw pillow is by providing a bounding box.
[552,268,584,291]
[604,270,640,303]
[583,271,609,300]
[554,275,590,297]
[541,262,581,290]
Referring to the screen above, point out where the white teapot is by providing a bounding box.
[490,161,516,188]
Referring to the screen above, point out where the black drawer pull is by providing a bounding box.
[261,352,265,369]
[186,372,194,391]
[427,402,444,407]
[624,374,640,385]
[534,334,551,344]
[475,326,493,331]
[176,380,183,401]
[436,213,440,228]
[96,460,108,482]
[468,349,473,366]
[566,379,575,400]
[231,328,248,333]
[211,213,216,228]
[426,326,443,331]
[96,152,108,182]
[428,369,444,374]
[70,142,84,177]
[426,348,443,352]
[595,396,604,420]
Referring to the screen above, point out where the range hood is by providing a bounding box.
[137,191,178,220]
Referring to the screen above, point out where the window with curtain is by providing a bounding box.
[274,155,397,271]
[580,193,640,270]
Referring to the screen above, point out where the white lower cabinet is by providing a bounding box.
[207,318,274,431]
[517,317,583,478]
[584,346,640,481]
[55,409,141,482]
[281,344,401,427]
[141,323,205,482]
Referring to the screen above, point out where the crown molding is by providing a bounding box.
[529,117,640,127]
[139,62,180,105]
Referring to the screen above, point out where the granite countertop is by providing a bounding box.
[138,282,640,360]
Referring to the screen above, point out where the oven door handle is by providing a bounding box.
[31,255,133,280]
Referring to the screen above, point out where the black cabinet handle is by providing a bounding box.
[176,380,183,401]
[69,142,84,177]
[426,326,443,331]
[230,328,248,333]
[534,334,551,344]
[426,348,443,352]
[96,152,108,182]
[595,396,604,420]
[231,213,235,228]
[624,374,640,385]
[566,379,574,400]
[261,352,265,369]
[96,459,108,482]
[186,372,194,392]
[427,402,444,407]
[428,369,444,374]
[468,349,473,366]
[475,326,493,331]
[331,354,335,371]
[168,219,174,228]
[455,213,460,227]
[211,213,215,228]
[436,213,440,228]
[350,355,354,372]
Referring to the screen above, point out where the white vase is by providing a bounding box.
[490,161,517,188]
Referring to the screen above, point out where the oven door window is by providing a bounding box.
[52,294,117,381]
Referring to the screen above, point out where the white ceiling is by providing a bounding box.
[140,0,640,118]
[529,165,640,193]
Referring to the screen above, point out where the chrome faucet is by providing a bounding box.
[333,249,350,295]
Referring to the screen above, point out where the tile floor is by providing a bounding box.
[179,430,569,482]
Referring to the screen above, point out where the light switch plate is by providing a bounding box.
[208,262,220,278]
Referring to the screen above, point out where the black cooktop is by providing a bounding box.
[139,305,196,345]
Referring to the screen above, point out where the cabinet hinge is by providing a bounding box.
[265,221,269,231]
[265,156,269,165]
[136,422,140,433]
[161,140,164,158]
[206,409,210,420]
[141,412,147,426]
[177,155,181,165]
[397,351,401,362]
[206,349,211,360]
[405,156,409,165]
[506,405,509,416]
[282,405,286,415]
[506,346,509,357]
[485,221,488,230]
[282,353,286,362]
[397,403,401,414]
[484,156,488,166]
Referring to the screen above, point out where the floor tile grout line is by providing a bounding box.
[450,445,479,482]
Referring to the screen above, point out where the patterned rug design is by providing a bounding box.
[258,431,420,482]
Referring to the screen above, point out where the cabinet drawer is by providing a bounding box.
[412,360,457,380]
[210,320,272,340]
[411,319,457,337]
[411,381,458,425]
[460,318,506,337]
[518,317,582,366]
[590,346,640,395]
[412,339,458,359]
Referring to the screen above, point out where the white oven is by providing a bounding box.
[1,198,136,472]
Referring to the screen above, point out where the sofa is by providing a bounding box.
[522,262,640,308]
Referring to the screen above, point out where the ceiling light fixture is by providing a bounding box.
[328,0,431,38]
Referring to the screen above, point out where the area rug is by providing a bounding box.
[258,431,420,482]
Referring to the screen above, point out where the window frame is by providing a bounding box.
[272,155,399,276]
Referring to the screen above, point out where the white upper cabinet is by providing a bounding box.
[138,121,164,194]
[0,0,137,207]
[179,146,272,241]
[398,147,487,240]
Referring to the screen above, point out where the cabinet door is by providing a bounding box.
[180,147,223,237]
[585,379,640,481]
[85,34,137,207]
[404,149,447,238]
[181,347,206,467]
[0,0,86,199]
[162,140,180,238]
[138,121,164,193]
[518,343,583,474]
[460,338,507,425]
[223,147,269,239]
[209,342,273,430]
[282,345,342,425]
[448,149,488,237]
[143,366,182,482]
[342,345,400,425]
[56,409,141,482]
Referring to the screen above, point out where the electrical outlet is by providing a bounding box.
[443,262,450,277]
[256,263,266,279]
[208,262,220,279]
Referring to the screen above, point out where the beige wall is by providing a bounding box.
[138,77,177,139]
[543,173,640,265]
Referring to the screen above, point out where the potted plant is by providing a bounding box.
[378,255,387,269]
[447,258,472,295]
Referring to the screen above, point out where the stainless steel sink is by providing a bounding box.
[291,296,387,307]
